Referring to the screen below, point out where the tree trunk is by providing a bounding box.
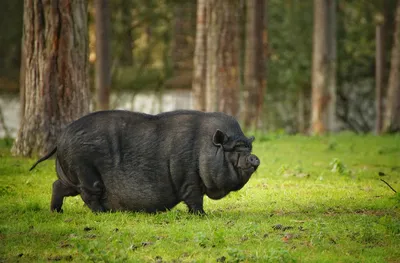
[172,2,195,72]
[383,0,400,132]
[12,0,90,157]
[205,0,219,112]
[297,88,306,133]
[256,0,268,130]
[169,2,196,91]
[217,0,240,117]
[119,0,133,66]
[192,0,207,111]
[19,37,25,121]
[244,0,266,129]
[95,0,111,111]
[375,21,384,134]
[110,0,133,67]
[375,1,391,134]
[244,0,257,128]
[311,0,330,135]
[206,0,240,117]
[172,5,185,72]
[326,0,336,132]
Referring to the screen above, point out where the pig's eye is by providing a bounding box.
[235,142,248,149]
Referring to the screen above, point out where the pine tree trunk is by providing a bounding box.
[95,0,111,111]
[244,0,266,129]
[12,0,90,157]
[311,0,330,135]
[383,0,400,132]
[192,0,207,111]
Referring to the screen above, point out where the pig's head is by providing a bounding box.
[200,129,260,200]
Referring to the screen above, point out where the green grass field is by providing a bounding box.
[0,133,399,262]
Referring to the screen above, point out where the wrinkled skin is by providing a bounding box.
[30,110,260,214]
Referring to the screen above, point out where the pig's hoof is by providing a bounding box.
[91,205,106,213]
[189,209,206,216]
[51,208,63,213]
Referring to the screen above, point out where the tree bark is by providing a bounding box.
[12,0,90,157]
[19,36,25,121]
[172,2,195,72]
[192,0,207,111]
[383,0,400,132]
[311,0,330,135]
[95,0,111,111]
[244,0,257,128]
[375,1,391,134]
[297,88,306,133]
[110,0,133,67]
[217,0,240,117]
[376,22,384,134]
[327,0,336,132]
[119,0,133,66]
[256,0,268,130]
[172,5,185,72]
[205,0,218,112]
[205,0,240,117]
[244,0,266,129]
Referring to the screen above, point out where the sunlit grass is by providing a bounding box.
[0,133,399,262]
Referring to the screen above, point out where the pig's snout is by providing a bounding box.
[247,154,260,168]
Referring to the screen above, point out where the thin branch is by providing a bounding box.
[380,179,398,193]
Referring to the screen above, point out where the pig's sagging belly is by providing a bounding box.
[103,192,180,212]
[100,171,181,212]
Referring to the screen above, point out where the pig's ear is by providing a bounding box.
[213,129,229,147]
[248,136,255,143]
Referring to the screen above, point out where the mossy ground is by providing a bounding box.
[0,133,399,262]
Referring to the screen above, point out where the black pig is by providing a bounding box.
[30,110,260,214]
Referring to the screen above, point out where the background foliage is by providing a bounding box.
[0,0,398,132]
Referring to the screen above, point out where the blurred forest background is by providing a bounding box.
[0,0,400,156]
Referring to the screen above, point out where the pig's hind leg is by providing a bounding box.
[79,181,107,213]
[51,180,79,212]
[51,160,79,212]
[75,165,108,213]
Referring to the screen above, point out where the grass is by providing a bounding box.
[0,133,399,262]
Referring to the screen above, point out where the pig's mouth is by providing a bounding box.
[203,152,260,200]
[236,166,255,184]
[233,154,259,187]
[204,166,256,200]
[239,166,257,174]
[235,154,259,173]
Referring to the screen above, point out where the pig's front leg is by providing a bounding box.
[182,185,206,215]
